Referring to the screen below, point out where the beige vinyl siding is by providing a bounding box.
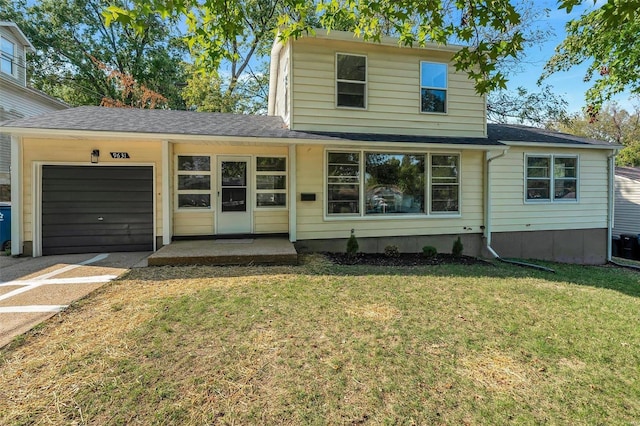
[491,147,608,232]
[20,138,163,243]
[295,144,484,240]
[613,175,640,237]
[290,37,486,137]
[172,143,289,236]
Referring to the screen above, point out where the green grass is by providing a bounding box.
[1,257,639,424]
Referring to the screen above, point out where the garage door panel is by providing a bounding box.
[42,165,154,255]
[42,224,153,238]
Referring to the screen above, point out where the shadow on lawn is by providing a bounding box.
[120,253,640,299]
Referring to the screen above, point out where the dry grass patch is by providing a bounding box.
[1,258,640,424]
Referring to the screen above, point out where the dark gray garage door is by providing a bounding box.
[42,165,154,255]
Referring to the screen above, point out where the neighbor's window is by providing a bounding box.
[336,53,366,109]
[177,155,211,208]
[256,157,287,208]
[420,62,447,113]
[1,37,15,75]
[526,155,578,201]
[327,151,460,217]
[327,152,360,214]
[431,155,459,212]
[365,153,425,215]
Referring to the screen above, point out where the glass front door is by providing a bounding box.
[217,157,251,234]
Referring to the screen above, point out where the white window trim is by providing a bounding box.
[1,36,16,77]
[419,60,448,115]
[524,154,579,204]
[335,52,367,110]
[255,155,288,210]
[175,154,213,211]
[324,148,462,220]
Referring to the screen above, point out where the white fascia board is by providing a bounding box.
[501,140,621,150]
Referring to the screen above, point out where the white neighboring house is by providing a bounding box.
[0,21,68,201]
[614,166,640,238]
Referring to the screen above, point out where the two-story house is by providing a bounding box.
[0,30,618,263]
[0,21,68,201]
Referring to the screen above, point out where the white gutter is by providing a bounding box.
[502,140,620,150]
[607,149,618,261]
[10,135,22,256]
[288,144,297,242]
[267,37,284,116]
[484,148,509,258]
[162,140,171,246]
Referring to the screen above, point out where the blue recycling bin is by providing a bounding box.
[0,202,10,252]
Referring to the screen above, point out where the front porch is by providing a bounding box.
[147,238,298,266]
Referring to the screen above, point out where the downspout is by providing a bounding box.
[484,149,508,258]
[10,135,22,256]
[607,149,618,262]
[485,148,554,272]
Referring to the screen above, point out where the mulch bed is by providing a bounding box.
[322,252,489,267]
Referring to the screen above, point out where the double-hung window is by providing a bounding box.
[420,62,447,113]
[327,151,460,217]
[336,53,366,109]
[1,37,15,76]
[255,157,287,208]
[526,155,578,202]
[177,155,212,208]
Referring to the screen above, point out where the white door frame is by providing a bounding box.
[216,155,252,234]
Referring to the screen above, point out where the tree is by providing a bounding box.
[0,0,187,108]
[487,85,569,127]
[106,0,530,98]
[553,100,640,166]
[543,0,640,117]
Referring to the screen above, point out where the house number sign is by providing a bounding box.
[110,152,130,159]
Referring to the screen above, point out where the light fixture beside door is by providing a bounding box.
[91,149,100,163]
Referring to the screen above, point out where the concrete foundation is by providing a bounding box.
[491,228,607,265]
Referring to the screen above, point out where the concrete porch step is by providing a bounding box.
[147,238,298,266]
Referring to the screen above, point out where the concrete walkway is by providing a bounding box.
[0,251,150,348]
[147,238,298,266]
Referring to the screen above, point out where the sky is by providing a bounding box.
[506,0,634,114]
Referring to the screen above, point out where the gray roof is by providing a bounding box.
[616,166,640,181]
[0,106,616,148]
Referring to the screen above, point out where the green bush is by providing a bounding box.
[384,245,400,258]
[452,237,463,257]
[422,245,437,258]
[346,229,359,257]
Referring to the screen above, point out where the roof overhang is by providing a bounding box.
[0,21,35,51]
[2,126,505,151]
[500,140,621,150]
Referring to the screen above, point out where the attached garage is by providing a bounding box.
[41,165,154,255]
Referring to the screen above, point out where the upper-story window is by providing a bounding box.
[336,53,366,109]
[1,37,16,76]
[420,62,447,113]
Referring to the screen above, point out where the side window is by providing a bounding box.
[420,62,447,113]
[256,157,287,208]
[1,37,15,76]
[526,155,578,202]
[327,152,360,214]
[176,155,211,208]
[336,53,366,109]
[431,154,460,212]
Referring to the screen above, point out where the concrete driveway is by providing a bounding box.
[0,251,150,348]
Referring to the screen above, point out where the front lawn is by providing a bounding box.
[1,256,639,424]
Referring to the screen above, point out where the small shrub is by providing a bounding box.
[452,237,463,257]
[346,229,359,257]
[384,245,400,258]
[422,245,437,258]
